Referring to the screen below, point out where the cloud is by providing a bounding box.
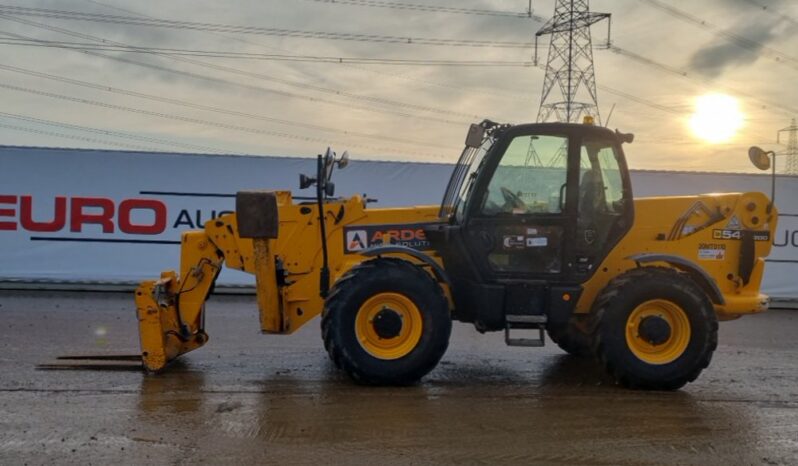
[687,1,797,78]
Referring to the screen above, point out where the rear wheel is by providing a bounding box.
[592,267,718,390]
[321,258,451,385]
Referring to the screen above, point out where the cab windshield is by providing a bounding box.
[439,133,496,220]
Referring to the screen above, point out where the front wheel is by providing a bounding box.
[592,267,718,390]
[321,258,451,385]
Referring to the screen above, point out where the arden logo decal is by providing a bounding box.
[343,223,432,254]
[346,230,368,252]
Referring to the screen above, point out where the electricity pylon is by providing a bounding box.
[778,118,798,175]
[535,0,611,124]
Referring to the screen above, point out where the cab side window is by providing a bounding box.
[579,140,624,216]
[576,138,627,262]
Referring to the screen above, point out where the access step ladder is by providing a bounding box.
[504,315,546,347]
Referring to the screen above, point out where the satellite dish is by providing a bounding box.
[748,146,771,171]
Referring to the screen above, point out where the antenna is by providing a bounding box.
[535,0,611,124]
[604,103,617,127]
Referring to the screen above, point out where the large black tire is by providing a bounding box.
[592,267,718,390]
[546,315,592,357]
[321,258,451,385]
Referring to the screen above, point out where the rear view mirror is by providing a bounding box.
[299,173,316,189]
[615,129,634,144]
[465,124,485,148]
[747,146,776,213]
[323,147,335,167]
[748,146,771,171]
[337,151,350,169]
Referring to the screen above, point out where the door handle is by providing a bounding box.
[478,231,495,251]
[559,183,567,212]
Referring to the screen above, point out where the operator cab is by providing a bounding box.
[429,120,634,332]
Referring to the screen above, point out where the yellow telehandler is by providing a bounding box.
[123,119,775,390]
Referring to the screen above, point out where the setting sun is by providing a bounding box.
[689,93,745,144]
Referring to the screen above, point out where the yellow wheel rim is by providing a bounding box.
[625,299,691,365]
[355,292,423,360]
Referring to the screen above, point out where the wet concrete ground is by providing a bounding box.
[0,290,796,465]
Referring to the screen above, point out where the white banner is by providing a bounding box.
[1,146,796,297]
[0,146,451,286]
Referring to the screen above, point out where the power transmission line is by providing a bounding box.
[26,2,782,123]
[0,6,475,156]
[0,18,766,142]
[0,82,447,159]
[304,0,541,19]
[0,18,475,126]
[0,62,452,151]
[80,0,528,102]
[596,83,679,115]
[0,14,488,120]
[608,45,798,117]
[0,111,228,153]
[0,38,707,144]
[81,0,680,120]
[0,37,538,66]
[80,0,525,119]
[0,2,776,154]
[0,122,171,152]
[740,0,798,28]
[0,4,535,48]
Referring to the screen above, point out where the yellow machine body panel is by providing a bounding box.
[245,192,442,334]
[576,192,776,319]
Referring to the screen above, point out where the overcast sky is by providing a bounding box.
[0,0,796,172]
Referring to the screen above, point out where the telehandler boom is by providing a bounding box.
[132,120,776,389]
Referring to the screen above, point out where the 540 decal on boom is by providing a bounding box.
[712,229,770,241]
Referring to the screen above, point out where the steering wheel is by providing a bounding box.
[500,187,526,211]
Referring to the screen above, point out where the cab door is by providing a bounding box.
[573,135,634,277]
[462,130,577,281]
